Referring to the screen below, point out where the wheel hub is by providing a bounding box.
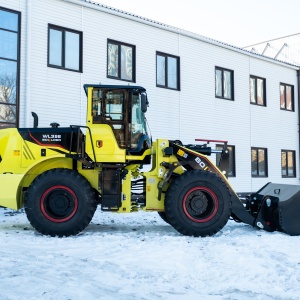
[183,186,218,222]
[47,191,73,216]
[189,192,208,214]
[41,186,78,222]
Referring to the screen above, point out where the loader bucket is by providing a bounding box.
[248,183,300,236]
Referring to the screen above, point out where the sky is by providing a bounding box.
[91,0,300,47]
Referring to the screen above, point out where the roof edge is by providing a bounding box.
[63,0,299,70]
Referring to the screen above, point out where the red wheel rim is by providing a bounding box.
[183,187,218,222]
[40,185,78,223]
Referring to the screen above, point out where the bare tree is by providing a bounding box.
[0,73,16,124]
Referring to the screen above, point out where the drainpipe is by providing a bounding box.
[297,70,300,179]
[25,0,32,127]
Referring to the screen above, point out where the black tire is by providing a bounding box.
[164,170,231,237]
[157,211,169,224]
[25,168,97,237]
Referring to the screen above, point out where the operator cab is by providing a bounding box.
[84,84,152,155]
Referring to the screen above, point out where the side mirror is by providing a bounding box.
[141,93,149,113]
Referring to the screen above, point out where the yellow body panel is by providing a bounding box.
[85,125,126,163]
[0,174,24,210]
[142,139,184,211]
[0,129,23,172]
[0,129,74,209]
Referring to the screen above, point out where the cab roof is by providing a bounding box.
[83,84,146,95]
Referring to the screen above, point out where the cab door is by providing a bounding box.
[85,87,127,163]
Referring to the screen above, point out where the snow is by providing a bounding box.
[1,207,300,300]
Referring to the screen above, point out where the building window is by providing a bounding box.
[0,7,20,128]
[216,145,236,177]
[107,39,135,82]
[280,83,294,111]
[156,52,180,90]
[215,67,234,100]
[251,147,268,177]
[48,24,82,72]
[282,150,296,177]
[250,76,266,106]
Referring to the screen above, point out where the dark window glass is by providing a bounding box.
[107,40,135,82]
[48,25,82,72]
[156,55,165,86]
[65,31,80,70]
[107,43,118,77]
[121,44,133,81]
[156,52,180,90]
[0,103,16,124]
[216,145,236,177]
[250,76,266,106]
[215,67,234,100]
[49,29,62,66]
[281,150,296,177]
[215,69,222,97]
[280,83,294,111]
[0,10,18,31]
[0,8,20,128]
[167,56,178,89]
[0,30,17,60]
[0,60,17,105]
[251,147,268,177]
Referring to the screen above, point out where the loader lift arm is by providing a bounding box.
[162,139,300,235]
[160,140,257,228]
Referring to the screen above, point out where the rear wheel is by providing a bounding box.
[164,170,231,237]
[25,168,97,237]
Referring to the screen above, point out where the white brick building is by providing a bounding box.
[0,0,299,193]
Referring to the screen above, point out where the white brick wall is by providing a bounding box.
[1,0,299,192]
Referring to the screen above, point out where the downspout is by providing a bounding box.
[25,0,32,127]
[297,70,300,179]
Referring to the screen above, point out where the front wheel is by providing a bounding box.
[25,168,97,237]
[157,211,169,224]
[164,170,231,237]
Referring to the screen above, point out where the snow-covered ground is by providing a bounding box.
[1,207,300,300]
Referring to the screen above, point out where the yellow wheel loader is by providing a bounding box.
[0,84,300,237]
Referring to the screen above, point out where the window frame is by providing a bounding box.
[280,83,294,111]
[251,147,268,177]
[250,75,266,106]
[215,66,234,100]
[216,144,236,177]
[0,6,21,128]
[281,150,296,178]
[156,51,180,91]
[47,24,83,72]
[107,39,136,83]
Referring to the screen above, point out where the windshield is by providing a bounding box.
[131,92,151,149]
